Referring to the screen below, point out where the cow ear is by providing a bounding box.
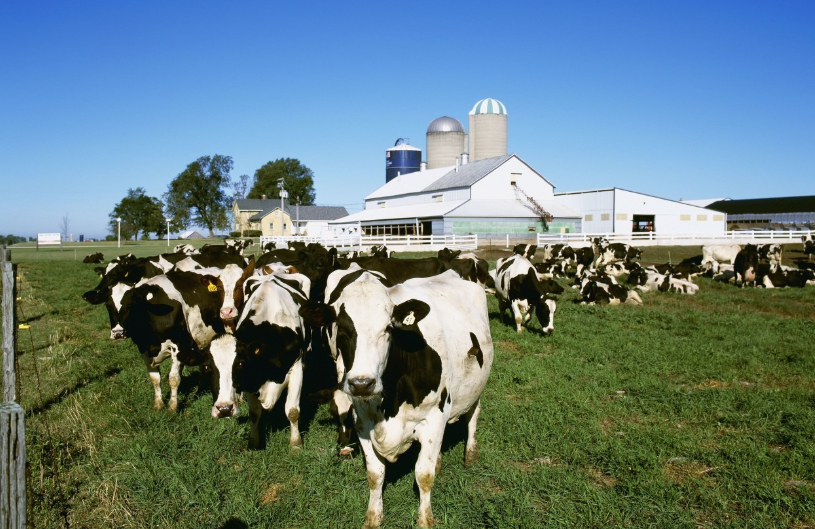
[299,301,336,327]
[452,250,462,258]
[241,258,256,280]
[328,247,338,266]
[199,274,220,292]
[391,299,430,329]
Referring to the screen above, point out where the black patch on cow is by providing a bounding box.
[272,276,309,306]
[299,301,337,328]
[232,321,302,393]
[381,302,442,420]
[335,304,357,374]
[467,332,484,368]
[326,269,392,306]
[438,388,448,412]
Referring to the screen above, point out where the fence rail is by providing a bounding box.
[259,234,479,251]
[537,230,814,247]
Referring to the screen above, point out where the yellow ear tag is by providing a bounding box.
[254,348,261,356]
[402,311,416,326]
[124,271,129,277]
[208,283,217,292]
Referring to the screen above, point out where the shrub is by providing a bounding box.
[229,231,241,238]
[243,230,262,237]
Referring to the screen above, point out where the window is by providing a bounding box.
[378,201,386,208]
[585,214,593,221]
[601,213,610,221]
[680,214,691,221]
[433,194,443,202]
[616,213,628,221]
[511,173,521,186]
[269,222,274,230]
[697,214,707,221]
[713,215,724,221]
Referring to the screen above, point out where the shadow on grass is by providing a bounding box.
[27,366,123,415]
[218,518,248,529]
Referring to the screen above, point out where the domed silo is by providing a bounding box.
[468,98,507,162]
[426,116,466,169]
[385,138,422,182]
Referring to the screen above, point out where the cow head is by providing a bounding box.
[207,334,241,418]
[535,297,557,336]
[437,248,462,262]
[231,321,302,396]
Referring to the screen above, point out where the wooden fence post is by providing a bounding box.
[1,402,26,529]
[2,254,18,403]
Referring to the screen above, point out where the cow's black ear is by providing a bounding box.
[392,299,430,329]
[199,274,220,292]
[93,266,105,275]
[82,290,106,305]
[299,301,336,327]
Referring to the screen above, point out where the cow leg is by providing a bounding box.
[283,359,304,448]
[141,354,164,410]
[510,300,524,332]
[414,417,446,528]
[167,354,182,412]
[246,391,264,449]
[464,399,482,466]
[358,436,386,529]
[334,390,355,455]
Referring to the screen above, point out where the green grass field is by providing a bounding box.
[2,244,815,528]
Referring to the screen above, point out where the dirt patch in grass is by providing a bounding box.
[663,457,720,484]
[510,456,560,472]
[495,340,519,352]
[260,483,285,505]
[585,467,616,488]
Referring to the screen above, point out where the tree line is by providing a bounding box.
[110,156,316,240]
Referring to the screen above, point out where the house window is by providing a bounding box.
[697,214,707,221]
[601,213,610,221]
[585,214,593,221]
[269,222,274,230]
[680,214,691,221]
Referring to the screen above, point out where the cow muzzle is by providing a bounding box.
[347,376,377,398]
[220,307,237,321]
[212,402,238,418]
[110,326,126,340]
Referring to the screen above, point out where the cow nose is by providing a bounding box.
[215,403,235,418]
[347,376,376,397]
[220,307,237,320]
[110,329,126,340]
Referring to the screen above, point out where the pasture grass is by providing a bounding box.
[2,246,814,528]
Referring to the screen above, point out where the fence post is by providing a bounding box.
[2,251,18,403]
[506,234,509,248]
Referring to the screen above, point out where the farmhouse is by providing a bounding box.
[233,198,348,237]
[329,97,727,238]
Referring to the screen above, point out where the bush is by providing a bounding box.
[229,231,241,238]
[105,235,116,241]
[243,230,262,237]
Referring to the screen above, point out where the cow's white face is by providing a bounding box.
[109,283,133,340]
[208,334,239,418]
[335,279,394,399]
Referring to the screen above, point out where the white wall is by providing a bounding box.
[554,190,615,232]
[470,157,554,201]
[614,189,726,235]
[365,188,469,210]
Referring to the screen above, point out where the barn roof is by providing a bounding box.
[706,196,815,215]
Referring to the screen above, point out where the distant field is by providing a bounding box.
[2,246,814,528]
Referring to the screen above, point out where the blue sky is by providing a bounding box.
[1,1,813,239]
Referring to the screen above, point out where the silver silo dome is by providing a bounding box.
[426,116,466,169]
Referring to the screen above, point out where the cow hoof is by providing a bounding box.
[169,401,178,412]
[153,400,164,411]
[465,445,479,466]
[290,439,303,450]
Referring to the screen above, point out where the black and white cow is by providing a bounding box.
[512,243,537,259]
[174,243,199,255]
[627,267,699,294]
[578,280,643,305]
[437,248,495,290]
[116,271,227,411]
[300,268,493,529]
[494,254,562,334]
[592,238,642,267]
[208,272,311,448]
[756,243,783,268]
[762,268,815,288]
[83,252,104,264]
[734,244,761,287]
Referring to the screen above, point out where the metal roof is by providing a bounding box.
[421,154,514,192]
[705,196,815,215]
[426,116,465,133]
[330,201,467,224]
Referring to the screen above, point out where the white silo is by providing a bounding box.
[468,98,507,162]
[426,116,466,169]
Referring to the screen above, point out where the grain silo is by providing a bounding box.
[385,138,422,182]
[468,98,507,162]
[426,116,466,169]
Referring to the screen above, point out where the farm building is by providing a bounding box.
[329,97,728,238]
[330,153,583,237]
[232,198,348,237]
[178,230,204,240]
[555,188,727,236]
[703,195,815,230]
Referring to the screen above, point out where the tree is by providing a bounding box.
[232,174,250,200]
[59,213,70,241]
[109,188,166,241]
[164,155,233,237]
[246,158,316,205]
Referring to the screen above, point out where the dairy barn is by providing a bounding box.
[330,98,727,244]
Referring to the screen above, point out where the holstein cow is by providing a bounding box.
[512,243,537,259]
[756,243,783,268]
[187,257,257,332]
[210,272,311,448]
[733,244,760,287]
[174,243,199,255]
[437,248,495,290]
[627,267,699,295]
[592,238,642,268]
[494,254,562,334]
[83,252,104,264]
[300,268,493,529]
[578,279,643,306]
[762,268,815,288]
[116,271,227,411]
[701,244,741,274]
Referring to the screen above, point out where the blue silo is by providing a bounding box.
[385,138,422,182]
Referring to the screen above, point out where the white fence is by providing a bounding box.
[538,230,814,248]
[260,234,478,252]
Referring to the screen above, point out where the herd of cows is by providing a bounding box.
[80,234,815,528]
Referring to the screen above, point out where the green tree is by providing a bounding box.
[109,188,166,241]
[246,158,316,205]
[164,155,233,237]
